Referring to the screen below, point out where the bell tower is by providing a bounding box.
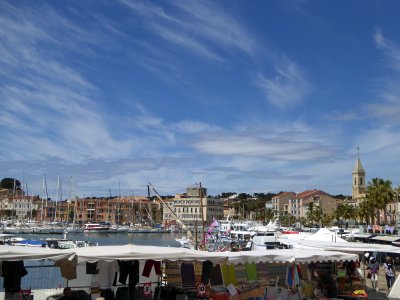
[352,146,366,201]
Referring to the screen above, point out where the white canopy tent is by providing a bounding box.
[0,245,74,261]
[388,276,400,300]
[0,244,358,264]
[278,238,400,254]
[279,228,347,243]
[72,245,358,264]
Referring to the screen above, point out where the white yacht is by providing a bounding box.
[83,223,110,233]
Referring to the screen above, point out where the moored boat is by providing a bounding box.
[64,225,84,233]
[83,223,110,233]
[109,224,130,233]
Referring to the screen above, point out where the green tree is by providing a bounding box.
[264,208,275,223]
[365,178,393,225]
[231,193,275,220]
[335,204,356,225]
[358,196,376,225]
[280,214,296,227]
[69,210,74,222]
[0,178,21,190]
[321,213,334,227]
[305,202,322,226]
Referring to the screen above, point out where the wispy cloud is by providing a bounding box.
[190,120,335,162]
[173,121,221,134]
[374,28,400,72]
[364,30,400,122]
[256,58,311,109]
[150,23,223,62]
[119,0,255,61]
[0,2,135,163]
[171,1,255,55]
[193,134,332,161]
[328,112,363,122]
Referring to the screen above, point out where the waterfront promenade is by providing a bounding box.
[362,262,399,300]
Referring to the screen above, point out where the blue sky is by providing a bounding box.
[1,0,400,198]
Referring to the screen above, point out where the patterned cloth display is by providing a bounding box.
[165,261,182,288]
[180,263,196,291]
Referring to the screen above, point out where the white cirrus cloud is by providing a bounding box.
[256,58,311,109]
[365,30,400,122]
[374,28,400,72]
[192,133,333,161]
[119,0,255,61]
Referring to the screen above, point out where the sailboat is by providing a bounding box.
[65,179,83,233]
[32,176,52,234]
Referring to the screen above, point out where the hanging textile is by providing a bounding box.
[97,260,119,289]
[1,260,28,293]
[165,261,182,288]
[235,264,247,285]
[180,263,196,291]
[210,264,223,286]
[245,262,258,281]
[55,256,78,280]
[221,264,237,286]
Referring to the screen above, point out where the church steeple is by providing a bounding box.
[352,146,366,200]
[353,146,365,173]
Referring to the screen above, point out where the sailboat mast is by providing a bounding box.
[41,177,45,223]
[30,192,34,220]
[73,180,78,224]
[55,176,61,222]
[44,176,49,223]
[67,176,72,223]
[108,189,111,223]
[199,182,206,246]
[118,182,121,224]
[25,182,28,221]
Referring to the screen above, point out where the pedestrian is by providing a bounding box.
[367,256,379,291]
[383,256,396,290]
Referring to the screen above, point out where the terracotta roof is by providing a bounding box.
[273,191,296,199]
[296,189,330,200]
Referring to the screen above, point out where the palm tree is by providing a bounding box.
[305,202,322,227]
[264,208,275,223]
[394,186,400,225]
[335,203,356,227]
[365,178,393,225]
[357,198,374,225]
[280,214,296,227]
[321,213,334,227]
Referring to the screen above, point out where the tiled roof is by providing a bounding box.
[296,189,330,200]
[273,191,296,199]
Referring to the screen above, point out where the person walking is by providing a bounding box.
[367,256,379,291]
[383,256,396,291]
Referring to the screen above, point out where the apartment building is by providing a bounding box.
[0,188,39,220]
[162,186,224,228]
[292,190,337,218]
[271,192,296,218]
[35,195,162,224]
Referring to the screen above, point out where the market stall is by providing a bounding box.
[0,245,361,300]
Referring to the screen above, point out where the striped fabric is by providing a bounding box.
[221,263,237,286]
[256,262,269,279]
[194,262,203,284]
[180,263,196,291]
[235,264,247,285]
[165,261,182,288]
